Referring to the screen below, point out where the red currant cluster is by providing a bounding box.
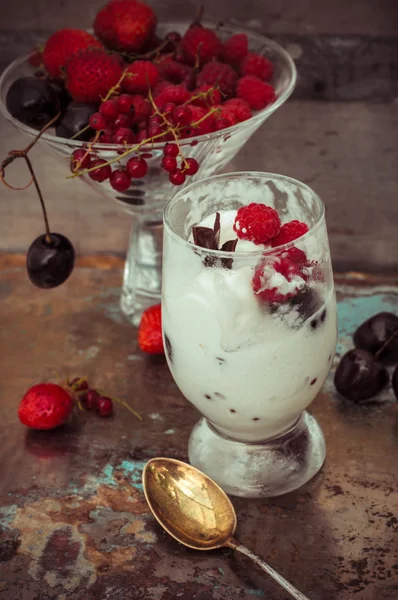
[70,86,202,190]
[69,376,142,420]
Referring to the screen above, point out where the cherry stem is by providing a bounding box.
[23,154,52,243]
[374,328,398,360]
[0,109,61,244]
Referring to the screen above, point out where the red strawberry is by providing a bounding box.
[197,61,238,98]
[180,26,222,65]
[222,33,248,65]
[18,383,73,430]
[66,49,123,103]
[123,60,159,93]
[94,0,157,52]
[240,53,274,81]
[138,304,164,355]
[237,75,276,110]
[42,29,102,79]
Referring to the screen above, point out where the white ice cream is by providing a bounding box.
[163,209,337,442]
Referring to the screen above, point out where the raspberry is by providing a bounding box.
[223,33,248,65]
[154,84,190,108]
[236,76,276,111]
[212,105,238,127]
[197,61,238,98]
[191,84,222,107]
[233,203,281,245]
[271,221,309,247]
[252,255,307,304]
[129,94,151,122]
[223,98,252,122]
[188,105,216,135]
[180,26,222,65]
[158,57,191,83]
[240,53,274,81]
[123,60,159,93]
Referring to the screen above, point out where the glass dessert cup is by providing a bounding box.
[0,22,296,325]
[163,172,338,498]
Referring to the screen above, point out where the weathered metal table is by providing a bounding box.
[0,258,397,600]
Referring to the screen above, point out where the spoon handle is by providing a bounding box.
[227,539,311,600]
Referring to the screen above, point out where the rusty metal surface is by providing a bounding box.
[0,265,397,600]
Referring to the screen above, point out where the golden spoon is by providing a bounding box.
[143,457,311,600]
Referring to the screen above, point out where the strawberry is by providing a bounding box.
[94,0,157,52]
[66,49,123,103]
[138,304,164,355]
[42,29,102,79]
[180,26,222,65]
[18,383,73,430]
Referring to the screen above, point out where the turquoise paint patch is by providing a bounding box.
[0,504,18,527]
[336,291,398,357]
[100,464,117,488]
[119,459,146,491]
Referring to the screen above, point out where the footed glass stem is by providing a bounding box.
[188,412,326,498]
[121,214,163,325]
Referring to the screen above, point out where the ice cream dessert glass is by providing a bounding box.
[162,172,337,498]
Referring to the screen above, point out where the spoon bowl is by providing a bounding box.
[143,457,236,550]
[143,457,311,600]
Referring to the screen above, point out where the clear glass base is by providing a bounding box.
[120,216,163,326]
[188,411,326,498]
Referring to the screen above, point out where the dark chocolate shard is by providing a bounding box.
[220,238,238,269]
[191,212,238,269]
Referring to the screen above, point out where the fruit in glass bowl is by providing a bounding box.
[0,2,296,324]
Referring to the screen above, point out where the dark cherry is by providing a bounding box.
[286,287,323,323]
[26,233,75,289]
[6,76,59,128]
[46,78,71,113]
[392,365,398,401]
[56,101,97,141]
[353,312,398,365]
[334,348,389,403]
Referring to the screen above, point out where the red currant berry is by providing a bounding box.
[97,396,113,417]
[89,159,112,182]
[70,149,91,172]
[162,102,176,117]
[117,94,136,115]
[89,112,108,130]
[148,122,163,138]
[166,31,181,44]
[183,157,199,175]
[112,127,135,145]
[100,99,119,120]
[114,113,133,129]
[169,169,186,185]
[164,143,179,157]
[150,115,163,125]
[161,155,177,173]
[99,131,113,143]
[136,129,149,143]
[110,169,132,192]
[126,156,148,179]
[172,105,192,126]
[83,389,99,410]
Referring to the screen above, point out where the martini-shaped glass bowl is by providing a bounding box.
[0,21,296,324]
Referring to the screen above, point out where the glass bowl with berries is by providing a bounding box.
[163,171,337,498]
[0,0,296,324]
